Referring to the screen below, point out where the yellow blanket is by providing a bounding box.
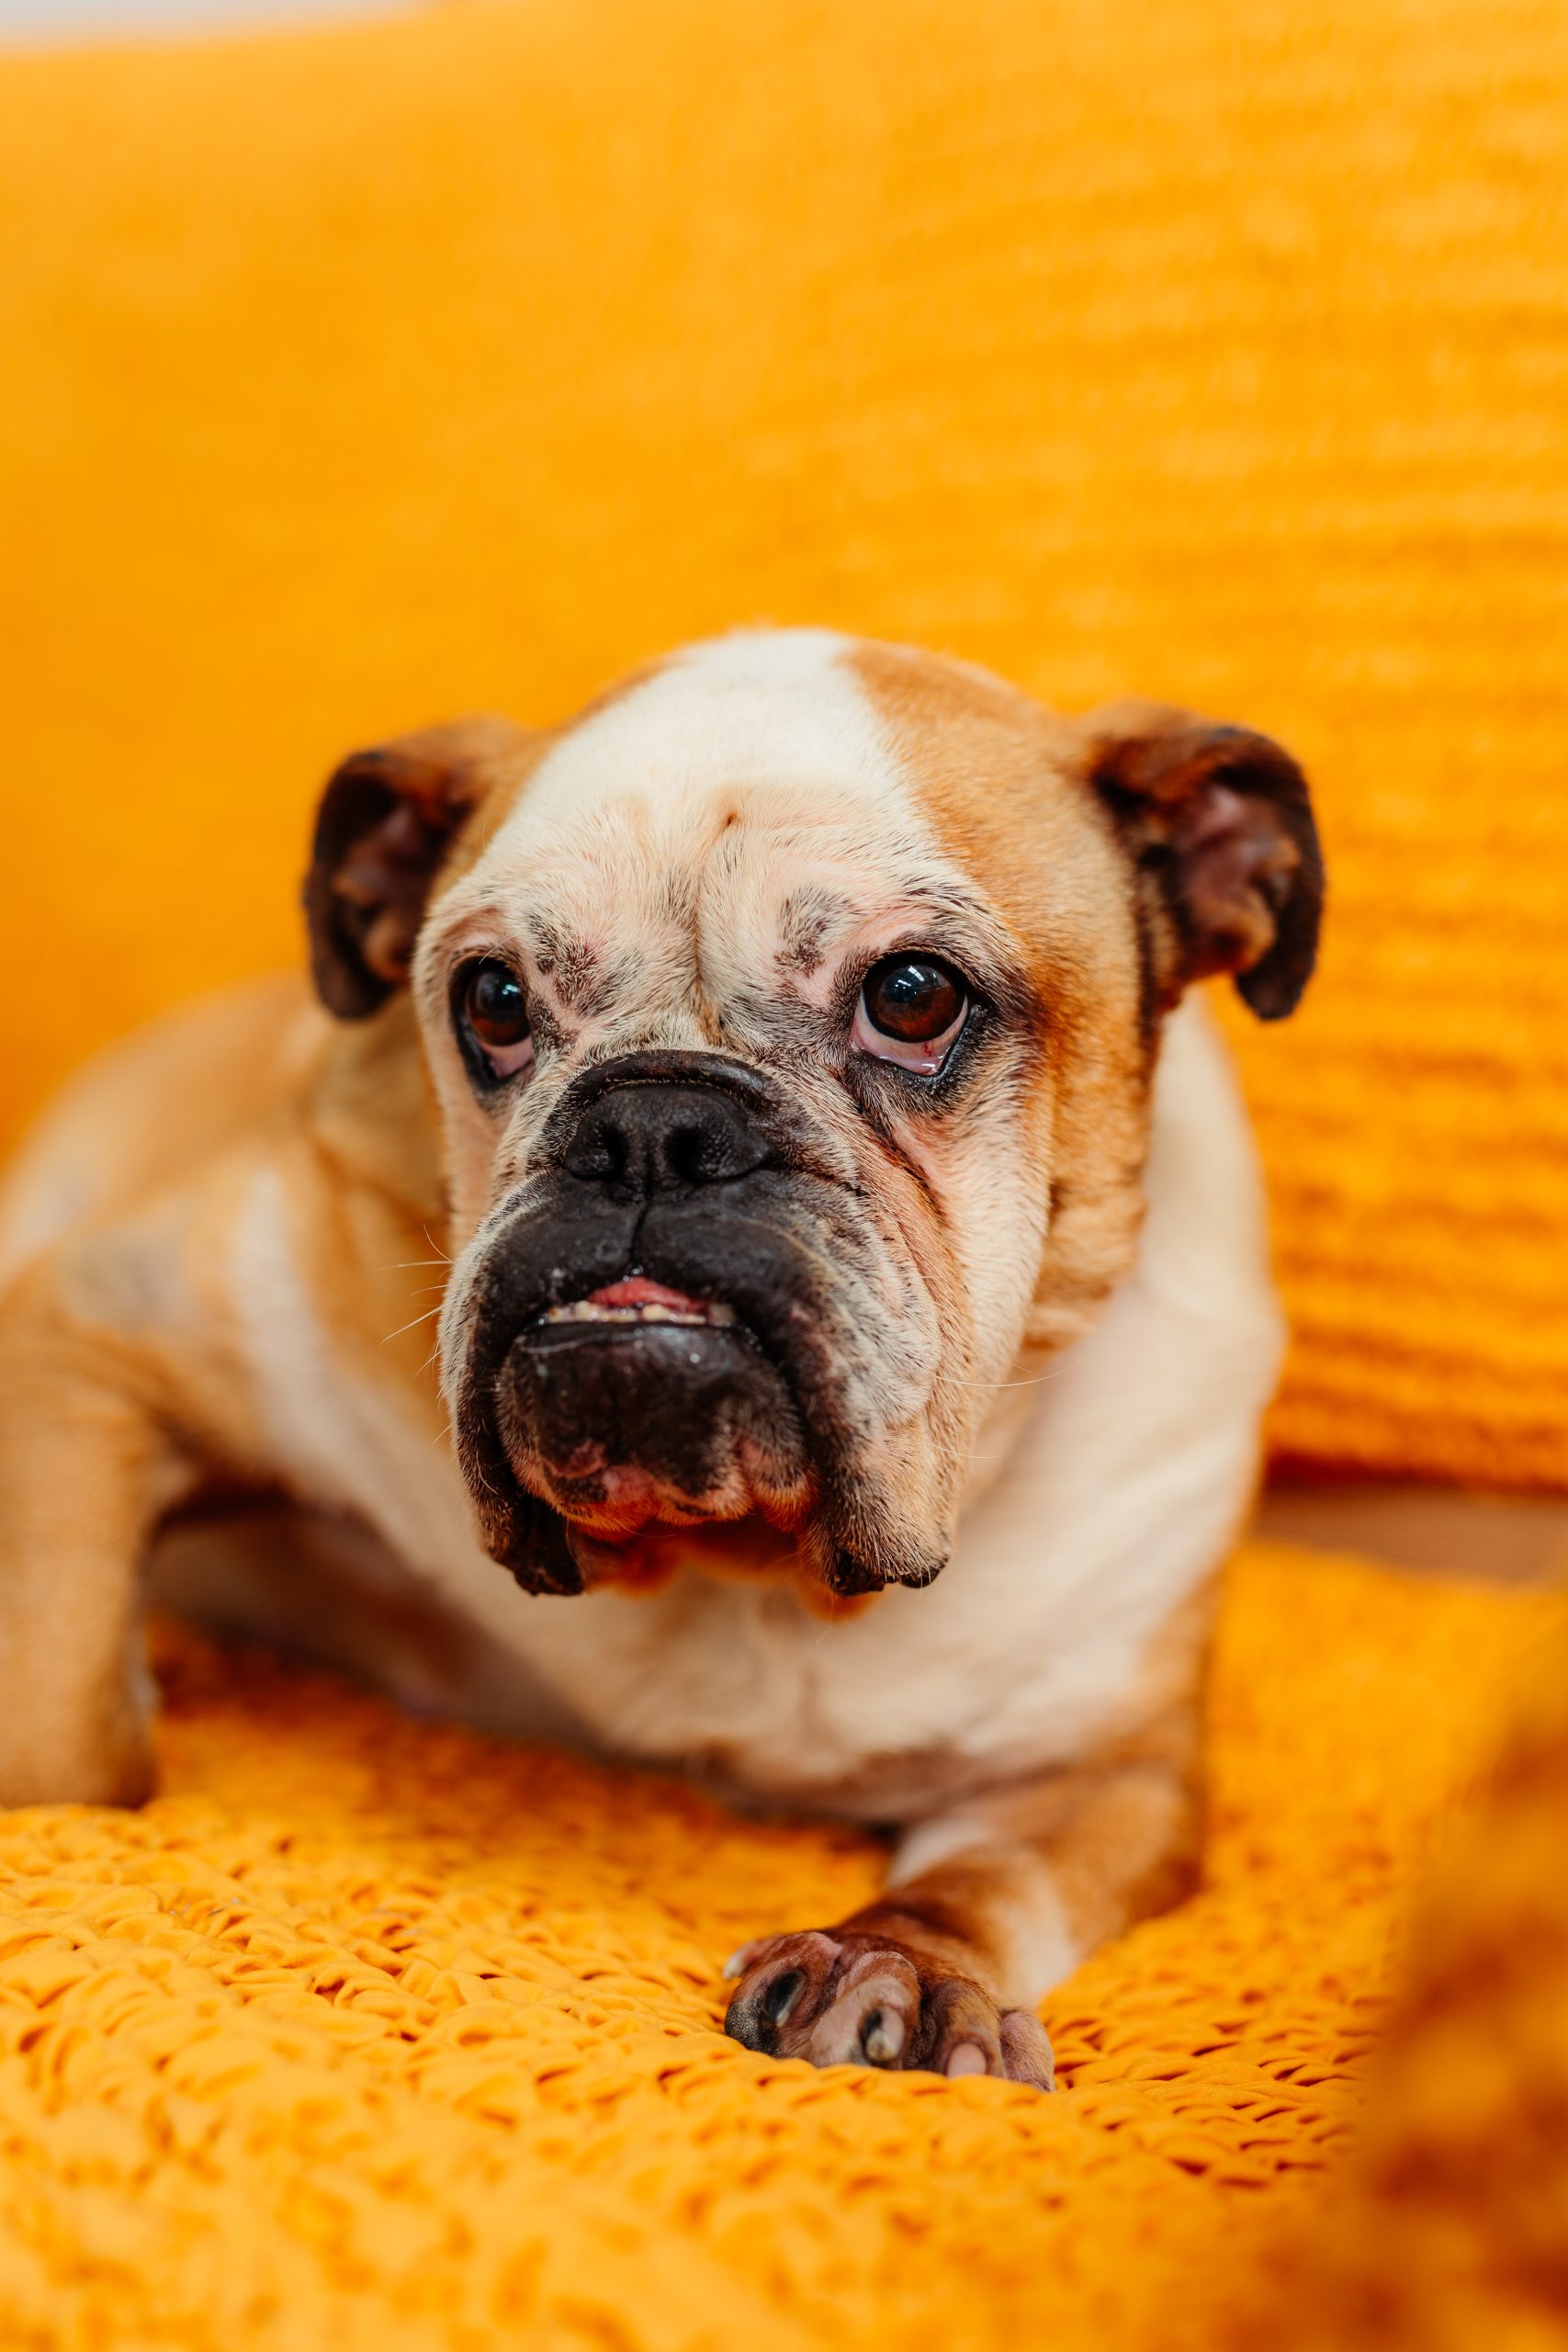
[0,1543,1557,2350]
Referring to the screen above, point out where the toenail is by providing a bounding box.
[862,2007,906,2065]
[762,1969,805,2026]
[944,2041,987,2077]
[721,1947,749,1980]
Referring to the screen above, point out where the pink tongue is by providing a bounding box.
[588,1277,707,1313]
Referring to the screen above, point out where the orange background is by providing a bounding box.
[2,0,1565,1485]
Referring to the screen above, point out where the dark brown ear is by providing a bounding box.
[303,716,526,1019]
[1079,700,1325,1021]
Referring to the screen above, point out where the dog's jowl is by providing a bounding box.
[0,630,1322,2086]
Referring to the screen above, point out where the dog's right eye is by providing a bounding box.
[456,959,534,1084]
[852,954,970,1076]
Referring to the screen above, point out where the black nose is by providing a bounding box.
[562,1080,770,1193]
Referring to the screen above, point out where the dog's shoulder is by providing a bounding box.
[0,974,326,1287]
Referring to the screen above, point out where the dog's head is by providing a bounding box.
[304,634,1322,1600]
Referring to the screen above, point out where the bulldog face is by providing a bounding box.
[305,633,1322,1598]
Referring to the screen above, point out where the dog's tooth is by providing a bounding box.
[539,1295,733,1329]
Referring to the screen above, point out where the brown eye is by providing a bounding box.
[457,959,533,1082]
[860,956,966,1044]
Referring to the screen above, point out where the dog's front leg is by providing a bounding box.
[723,1742,1201,2088]
[0,1271,192,1806]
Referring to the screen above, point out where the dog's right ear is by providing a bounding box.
[304,717,527,1019]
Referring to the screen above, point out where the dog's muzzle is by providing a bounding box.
[451,1051,946,1600]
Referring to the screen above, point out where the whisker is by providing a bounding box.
[382,1305,444,1344]
[951,1364,1071,1394]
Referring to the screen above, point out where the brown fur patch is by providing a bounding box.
[850,641,1155,1353]
[777,886,852,976]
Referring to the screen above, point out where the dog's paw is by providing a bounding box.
[721,1928,1054,2088]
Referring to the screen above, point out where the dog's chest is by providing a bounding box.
[232,1283,1273,1820]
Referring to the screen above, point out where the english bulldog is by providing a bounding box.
[0,630,1322,2089]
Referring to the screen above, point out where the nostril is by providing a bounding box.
[665,1118,709,1186]
[564,1109,626,1185]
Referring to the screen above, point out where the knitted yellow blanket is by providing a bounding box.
[0,1543,1556,2351]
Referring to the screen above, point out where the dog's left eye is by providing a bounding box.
[852,955,970,1074]
[457,959,534,1083]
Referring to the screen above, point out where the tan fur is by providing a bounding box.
[827,1575,1214,2016]
[852,643,1158,1353]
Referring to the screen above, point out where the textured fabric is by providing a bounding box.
[0,0,1565,1487]
[0,1542,1560,2351]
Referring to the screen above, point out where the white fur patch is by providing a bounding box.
[491,630,894,849]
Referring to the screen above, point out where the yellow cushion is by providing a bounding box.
[0,1543,1556,2346]
[2,0,1565,1485]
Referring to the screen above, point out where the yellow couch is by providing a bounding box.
[2,3,1565,2345]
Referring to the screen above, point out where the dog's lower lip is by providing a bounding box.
[535,1278,738,1331]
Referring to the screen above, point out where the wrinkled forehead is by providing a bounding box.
[449,631,981,959]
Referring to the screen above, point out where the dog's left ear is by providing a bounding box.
[304,716,528,1019]
[1078,702,1325,1020]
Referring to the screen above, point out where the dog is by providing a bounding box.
[0,630,1322,2088]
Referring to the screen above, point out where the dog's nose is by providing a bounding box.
[561,1080,770,1193]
